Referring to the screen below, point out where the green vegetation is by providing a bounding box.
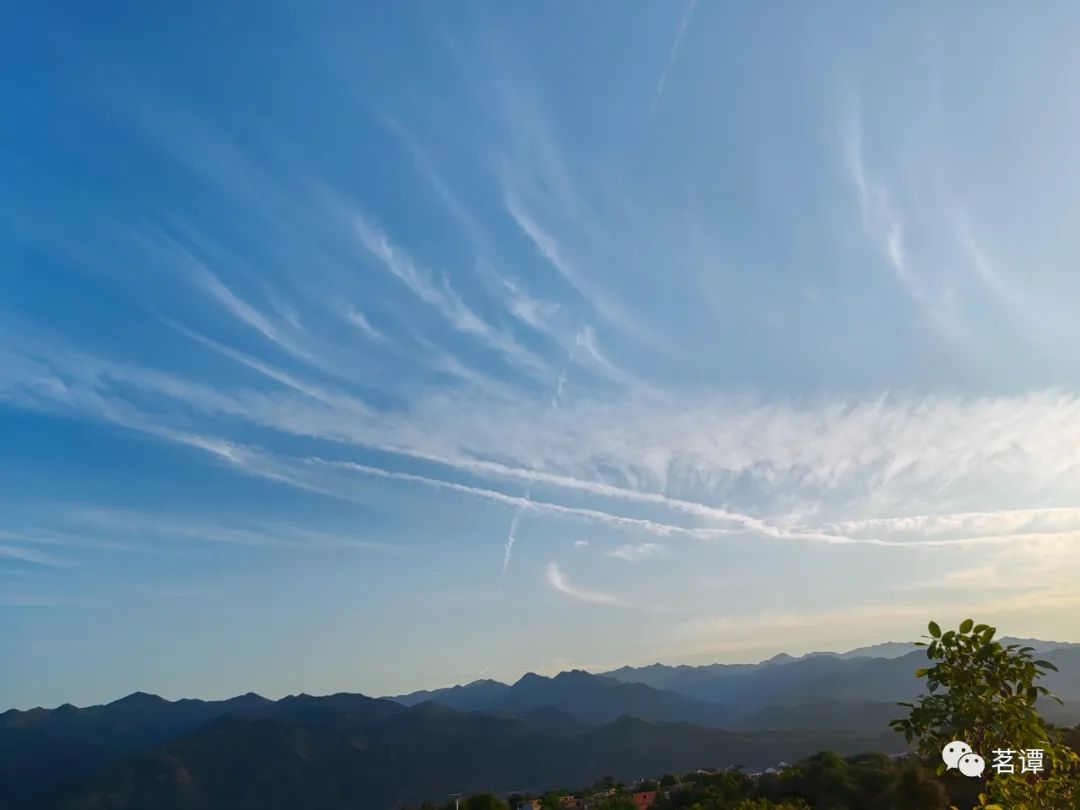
[891,619,1080,809]
[435,618,1080,810]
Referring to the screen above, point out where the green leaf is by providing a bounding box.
[928,621,942,638]
[1034,659,1059,672]
[959,618,974,633]
[915,668,929,678]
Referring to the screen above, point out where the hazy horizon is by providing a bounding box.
[5,2,1080,711]
[0,635,968,710]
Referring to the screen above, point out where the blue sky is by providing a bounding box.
[4,2,1080,710]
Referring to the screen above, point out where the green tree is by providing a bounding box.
[890,619,1079,809]
[771,751,856,809]
[462,794,510,810]
[890,762,949,810]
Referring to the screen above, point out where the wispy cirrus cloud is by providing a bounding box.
[823,507,1080,542]
[378,116,578,358]
[840,94,971,347]
[344,308,385,342]
[843,102,909,287]
[0,544,73,568]
[354,214,484,334]
[8,333,1080,557]
[55,505,399,553]
[500,188,636,342]
[607,542,667,563]
[354,213,552,381]
[160,318,363,410]
[545,562,624,606]
[499,177,644,347]
[140,230,319,366]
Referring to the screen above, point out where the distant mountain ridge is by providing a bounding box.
[390,669,735,726]
[5,638,1079,809]
[388,638,1080,722]
[0,686,897,810]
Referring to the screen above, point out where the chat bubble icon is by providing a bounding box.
[959,753,986,778]
[942,740,973,769]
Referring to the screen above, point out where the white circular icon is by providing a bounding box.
[942,740,973,769]
[958,753,986,778]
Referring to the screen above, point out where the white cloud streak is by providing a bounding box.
[345,308,384,341]
[354,214,552,381]
[841,95,970,346]
[503,365,569,573]
[0,544,72,568]
[545,562,623,605]
[843,105,909,288]
[607,542,667,563]
[378,116,577,359]
[49,505,399,553]
[161,318,363,410]
[147,233,318,366]
[652,0,699,112]
[501,187,641,345]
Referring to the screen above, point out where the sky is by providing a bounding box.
[3,2,1080,711]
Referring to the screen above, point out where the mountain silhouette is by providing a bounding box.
[4,640,1078,809]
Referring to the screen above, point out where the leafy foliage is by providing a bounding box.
[890,619,1080,808]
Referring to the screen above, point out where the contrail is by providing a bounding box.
[502,360,569,573]
[651,0,699,114]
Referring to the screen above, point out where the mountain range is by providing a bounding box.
[4,639,1078,809]
[390,638,1080,728]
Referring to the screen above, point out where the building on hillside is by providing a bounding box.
[632,790,658,809]
[517,801,543,810]
[763,761,791,776]
[558,796,579,807]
